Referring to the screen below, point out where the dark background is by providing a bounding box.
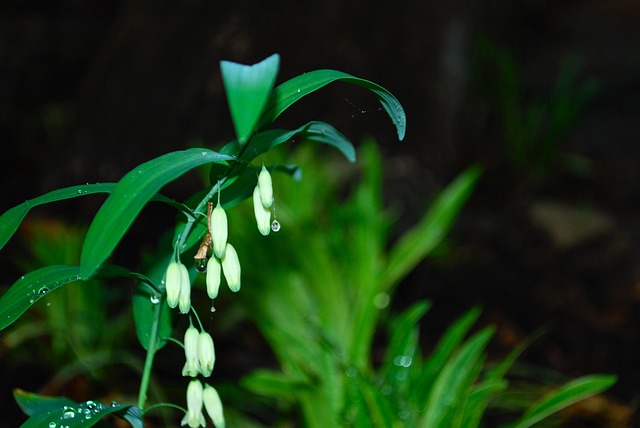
[1,0,639,426]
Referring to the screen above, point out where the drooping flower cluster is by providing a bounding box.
[179,324,224,427]
[164,165,279,427]
[181,379,225,428]
[253,166,276,236]
[206,201,241,295]
[165,261,191,314]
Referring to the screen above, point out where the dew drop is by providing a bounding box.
[48,422,57,428]
[271,220,281,232]
[110,401,118,407]
[38,287,49,295]
[85,400,97,409]
[62,410,75,419]
[149,295,160,304]
[210,302,216,313]
[29,298,35,304]
[195,258,207,273]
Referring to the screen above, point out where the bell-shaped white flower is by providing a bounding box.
[178,262,191,314]
[252,185,271,236]
[165,262,182,309]
[181,379,206,427]
[182,325,200,377]
[257,165,273,208]
[203,384,225,428]
[221,243,241,292]
[210,203,228,259]
[206,256,222,299]
[198,331,215,377]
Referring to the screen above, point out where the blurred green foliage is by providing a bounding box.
[224,141,613,426]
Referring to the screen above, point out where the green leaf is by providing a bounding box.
[511,375,617,428]
[0,183,116,253]
[380,301,431,388]
[80,148,233,278]
[0,265,82,331]
[14,389,76,416]
[420,328,494,427]
[415,307,482,403]
[221,54,280,144]
[241,369,296,402]
[257,69,406,141]
[382,165,482,290]
[243,121,356,163]
[14,390,142,428]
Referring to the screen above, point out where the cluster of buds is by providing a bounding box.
[204,201,241,295]
[165,261,191,314]
[253,166,278,235]
[180,325,224,426]
[164,166,279,426]
[182,379,225,428]
[182,325,215,378]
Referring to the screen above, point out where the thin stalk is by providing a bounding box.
[137,296,162,410]
[176,179,225,254]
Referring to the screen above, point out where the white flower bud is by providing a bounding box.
[210,203,228,259]
[178,262,191,314]
[221,243,241,292]
[165,262,182,309]
[253,185,271,236]
[182,325,200,377]
[206,256,222,299]
[258,165,273,208]
[203,384,225,428]
[198,331,215,377]
[181,379,206,427]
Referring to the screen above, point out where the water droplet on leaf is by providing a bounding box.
[150,295,160,304]
[38,287,49,295]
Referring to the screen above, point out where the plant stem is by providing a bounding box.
[137,296,162,411]
[176,179,225,254]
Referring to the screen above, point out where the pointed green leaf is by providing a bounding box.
[0,183,194,254]
[14,390,141,428]
[242,369,296,402]
[0,265,82,331]
[0,183,116,253]
[420,328,494,427]
[241,121,356,164]
[383,165,482,290]
[80,148,233,278]
[511,375,617,428]
[415,307,482,403]
[14,389,77,416]
[221,54,280,144]
[257,69,406,141]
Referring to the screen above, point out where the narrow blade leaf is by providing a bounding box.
[0,265,82,331]
[512,375,617,428]
[257,69,406,141]
[80,149,232,278]
[14,390,141,428]
[383,165,482,290]
[221,54,280,144]
[0,183,116,252]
